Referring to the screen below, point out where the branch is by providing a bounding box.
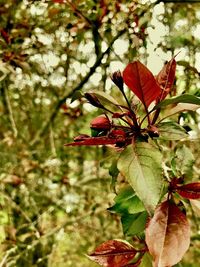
[3,80,18,137]
[65,0,92,26]
[30,29,126,147]
[50,123,57,157]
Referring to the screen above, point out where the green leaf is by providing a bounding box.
[157,121,188,140]
[89,90,124,111]
[161,103,200,121]
[118,142,163,213]
[139,253,153,267]
[177,60,200,75]
[153,94,200,110]
[174,145,195,177]
[108,185,145,215]
[121,211,148,236]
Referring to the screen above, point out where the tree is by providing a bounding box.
[0,0,200,266]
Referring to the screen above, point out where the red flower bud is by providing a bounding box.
[90,115,111,130]
[109,129,126,147]
[85,93,104,108]
[109,129,126,139]
[111,70,124,91]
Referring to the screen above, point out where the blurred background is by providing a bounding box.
[0,0,200,266]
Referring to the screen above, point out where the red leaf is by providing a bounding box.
[64,136,130,147]
[65,137,116,146]
[88,239,137,267]
[123,61,161,107]
[146,200,190,267]
[177,182,200,199]
[155,58,176,101]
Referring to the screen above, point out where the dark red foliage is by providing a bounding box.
[156,58,176,101]
[65,135,131,147]
[123,61,161,107]
[176,182,200,199]
[146,200,190,267]
[88,240,138,267]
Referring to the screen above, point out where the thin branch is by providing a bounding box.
[0,247,17,267]
[4,81,18,137]
[4,209,103,265]
[50,124,57,157]
[2,193,41,238]
[65,0,92,26]
[30,29,126,147]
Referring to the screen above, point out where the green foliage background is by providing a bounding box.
[0,0,200,266]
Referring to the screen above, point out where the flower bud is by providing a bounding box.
[109,129,126,139]
[85,93,104,108]
[90,115,111,130]
[109,129,126,147]
[111,70,124,91]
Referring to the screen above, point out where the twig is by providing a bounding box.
[4,81,18,137]
[65,0,92,26]
[2,193,41,238]
[0,247,17,267]
[50,124,57,157]
[4,209,102,265]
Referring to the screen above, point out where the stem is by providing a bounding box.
[4,83,18,137]
[121,88,139,129]
[151,108,161,125]
[50,124,57,157]
[103,106,133,127]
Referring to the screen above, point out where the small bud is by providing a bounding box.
[109,129,126,139]
[85,93,104,108]
[111,71,124,91]
[90,115,111,130]
[109,129,126,147]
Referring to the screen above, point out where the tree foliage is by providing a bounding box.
[0,0,200,266]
